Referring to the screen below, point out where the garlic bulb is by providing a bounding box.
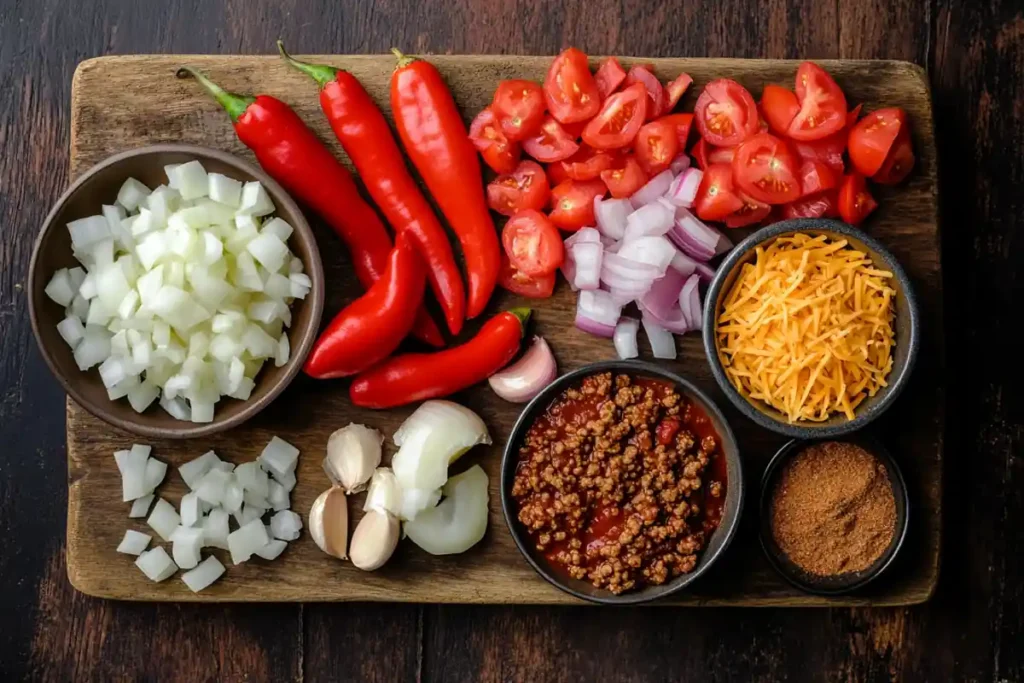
[363,468,402,517]
[308,486,349,559]
[323,424,383,494]
[349,510,400,571]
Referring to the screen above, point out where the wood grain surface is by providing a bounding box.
[65,54,940,606]
[1,0,1021,680]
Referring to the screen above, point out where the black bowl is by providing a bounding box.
[702,218,921,439]
[758,435,909,594]
[500,359,744,605]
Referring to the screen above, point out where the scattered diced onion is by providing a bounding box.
[614,317,640,359]
[181,555,226,592]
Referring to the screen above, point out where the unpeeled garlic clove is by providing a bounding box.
[324,424,383,494]
[309,486,349,559]
[349,509,400,571]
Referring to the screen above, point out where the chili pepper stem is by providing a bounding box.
[176,67,255,121]
[277,40,339,89]
[391,48,418,69]
[508,307,532,333]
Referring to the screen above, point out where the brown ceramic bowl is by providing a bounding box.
[28,144,324,439]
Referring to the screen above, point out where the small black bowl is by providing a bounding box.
[702,218,921,439]
[758,436,909,595]
[500,359,744,605]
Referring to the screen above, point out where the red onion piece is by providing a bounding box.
[686,274,703,327]
[679,274,700,328]
[664,168,703,208]
[571,241,602,290]
[575,289,623,338]
[694,262,716,283]
[669,249,698,277]
[641,315,678,359]
[630,170,675,209]
[594,197,631,240]
[488,336,558,403]
[668,223,717,262]
[616,236,675,271]
[669,155,691,175]
[639,268,686,320]
[613,317,640,359]
[639,300,689,334]
[623,201,676,242]
[601,252,663,282]
[565,227,601,249]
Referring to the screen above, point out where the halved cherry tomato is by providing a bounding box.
[664,73,693,113]
[732,133,801,204]
[837,173,877,225]
[600,156,648,198]
[694,79,760,146]
[692,138,736,170]
[546,161,570,186]
[498,252,556,298]
[760,84,800,135]
[594,57,628,99]
[873,126,915,185]
[724,193,771,228]
[758,117,770,133]
[694,163,744,221]
[787,61,848,141]
[469,107,521,173]
[549,178,607,230]
[635,120,679,175]
[502,209,564,276]
[624,66,666,120]
[556,144,621,181]
[846,103,863,128]
[658,113,694,149]
[848,107,908,177]
[492,79,546,141]
[486,160,550,217]
[543,48,601,124]
[798,159,840,196]
[522,116,580,163]
[561,120,587,139]
[582,82,648,150]
[792,133,846,173]
[782,190,838,219]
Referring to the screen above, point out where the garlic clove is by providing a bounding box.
[323,424,383,494]
[308,486,349,559]
[349,510,400,571]
[363,468,402,517]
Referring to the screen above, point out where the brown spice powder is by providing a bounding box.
[770,441,897,576]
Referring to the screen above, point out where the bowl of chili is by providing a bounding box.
[500,360,743,605]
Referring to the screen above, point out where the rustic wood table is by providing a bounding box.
[0,0,1019,680]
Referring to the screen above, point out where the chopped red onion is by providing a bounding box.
[623,201,675,242]
[594,197,631,240]
[711,226,733,255]
[630,170,675,209]
[664,168,703,208]
[694,262,716,283]
[669,155,691,175]
[601,252,663,283]
[571,241,602,291]
[679,274,700,327]
[616,236,675,271]
[675,207,721,249]
[575,290,622,338]
[560,252,577,292]
[641,316,677,359]
[639,300,689,334]
[639,268,685,320]
[669,249,698,277]
[574,317,616,338]
[613,317,640,359]
[565,227,601,248]
[668,223,716,261]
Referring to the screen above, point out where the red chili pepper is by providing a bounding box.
[349,308,531,409]
[304,232,425,379]
[178,67,443,347]
[389,49,500,320]
[278,43,466,336]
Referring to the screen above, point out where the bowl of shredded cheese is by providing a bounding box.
[702,219,920,438]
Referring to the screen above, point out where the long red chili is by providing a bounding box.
[177,67,444,348]
[277,44,466,336]
[349,308,531,409]
[304,232,425,379]
[389,49,500,320]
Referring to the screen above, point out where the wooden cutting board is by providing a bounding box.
[66,55,942,605]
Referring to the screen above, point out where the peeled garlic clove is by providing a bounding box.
[323,424,383,494]
[363,468,402,517]
[349,510,400,571]
[308,486,349,559]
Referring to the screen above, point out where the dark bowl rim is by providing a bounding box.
[500,359,744,605]
[757,435,910,595]
[701,218,921,438]
[28,143,325,439]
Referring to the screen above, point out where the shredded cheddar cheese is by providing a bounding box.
[716,233,896,423]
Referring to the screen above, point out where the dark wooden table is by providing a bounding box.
[1,0,1019,680]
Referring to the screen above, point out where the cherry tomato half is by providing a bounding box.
[846,103,863,128]
[848,107,909,177]
[498,252,556,298]
[543,47,601,124]
[693,138,737,171]
[635,120,679,175]
[555,144,621,181]
[492,79,546,141]
[787,61,848,141]
[792,133,846,173]
[600,156,648,198]
[873,126,915,185]
[522,116,580,163]
[546,160,571,186]
[582,82,648,150]
[502,209,564,276]
[782,190,838,219]
[694,78,760,147]
[664,73,694,113]
[732,132,802,204]
[760,84,800,136]
[549,178,607,230]
[798,159,840,197]
[624,66,666,120]
[694,163,744,221]
[724,193,771,228]
[658,113,695,150]
[469,107,521,174]
[837,173,878,225]
[486,160,550,217]
[594,57,628,99]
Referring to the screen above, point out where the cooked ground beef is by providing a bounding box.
[511,371,726,594]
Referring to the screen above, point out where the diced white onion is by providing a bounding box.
[269,510,303,541]
[181,555,225,592]
[147,497,182,541]
[128,494,154,518]
[227,518,270,564]
[135,546,177,582]
[117,529,152,555]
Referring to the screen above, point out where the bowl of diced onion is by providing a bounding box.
[29,144,324,438]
